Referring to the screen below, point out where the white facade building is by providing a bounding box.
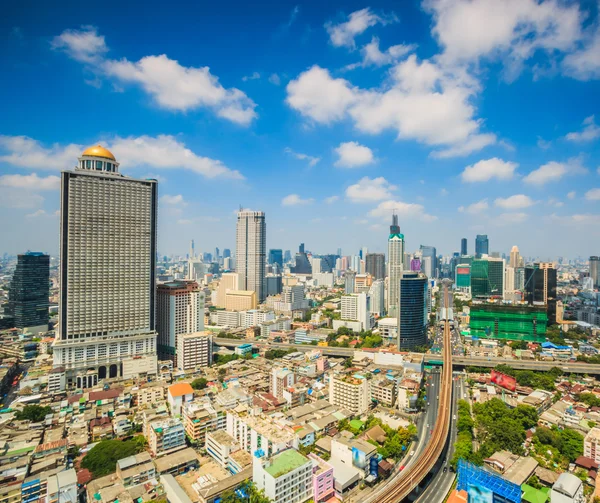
[329,376,370,414]
[387,215,404,318]
[177,332,212,370]
[271,368,296,399]
[340,293,373,331]
[46,468,77,503]
[369,279,385,317]
[53,146,158,388]
[253,449,313,503]
[236,210,266,302]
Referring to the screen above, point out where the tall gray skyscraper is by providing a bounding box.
[475,234,489,257]
[365,253,385,280]
[460,238,467,256]
[236,210,266,302]
[590,256,600,289]
[53,145,158,388]
[387,214,404,318]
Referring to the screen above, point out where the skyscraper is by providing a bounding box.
[420,245,437,278]
[475,235,489,257]
[525,262,557,324]
[345,270,356,294]
[236,210,266,302]
[365,253,385,280]
[268,249,283,268]
[157,280,204,362]
[53,145,158,388]
[369,279,385,317]
[460,238,467,256]
[387,214,404,318]
[590,256,600,289]
[397,271,427,350]
[471,257,504,299]
[223,249,231,259]
[509,245,520,268]
[4,252,49,334]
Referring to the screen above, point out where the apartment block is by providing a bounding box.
[328,375,370,414]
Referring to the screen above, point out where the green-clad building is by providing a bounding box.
[469,303,548,342]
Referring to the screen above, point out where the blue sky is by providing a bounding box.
[1,0,600,259]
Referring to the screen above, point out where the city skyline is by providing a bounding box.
[1,1,600,257]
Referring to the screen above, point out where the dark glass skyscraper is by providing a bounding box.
[365,253,385,280]
[525,263,557,325]
[268,249,283,268]
[475,234,489,257]
[5,252,50,332]
[461,238,467,256]
[223,249,231,259]
[398,271,428,350]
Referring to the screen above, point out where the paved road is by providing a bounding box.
[214,338,600,374]
[414,375,466,503]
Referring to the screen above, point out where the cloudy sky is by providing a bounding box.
[1,0,599,259]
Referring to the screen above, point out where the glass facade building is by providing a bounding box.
[475,234,489,257]
[471,258,504,299]
[525,262,557,325]
[365,253,385,280]
[398,271,428,350]
[469,303,548,342]
[461,238,467,256]
[4,252,49,332]
[268,249,283,268]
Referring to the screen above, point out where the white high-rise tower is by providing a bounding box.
[387,214,404,318]
[236,210,266,302]
[53,145,158,388]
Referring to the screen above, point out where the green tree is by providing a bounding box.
[15,405,52,422]
[191,378,208,390]
[81,437,146,478]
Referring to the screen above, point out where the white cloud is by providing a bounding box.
[424,0,583,80]
[108,135,243,179]
[523,157,586,185]
[269,73,281,86]
[286,57,496,157]
[440,188,449,196]
[346,37,416,69]
[26,209,52,218]
[325,8,395,48]
[334,141,375,168]
[494,194,535,209]
[0,173,60,191]
[346,176,396,203]
[368,199,437,222]
[281,194,314,206]
[53,27,257,125]
[563,24,600,80]
[160,194,186,205]
[324,195,339,204]
[0,135,82,170]
[0,134,242,180]
[461,158,518,182]
[284,147,320,167]
[567,191,576,199]
[585,188,600,201]
[242,72,260,81]
[497,212,528,225]
[458,199,489,214]
[565,115,600,142]
[51,25,107,63]
[547,197,564,208]
[537,136,551,149]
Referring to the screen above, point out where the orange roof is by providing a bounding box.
[168,382,194,397]
[447,490,468,503]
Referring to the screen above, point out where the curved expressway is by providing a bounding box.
[379,282,454,503]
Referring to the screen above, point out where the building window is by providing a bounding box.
[86,160,92,169]
[96,161,103,170]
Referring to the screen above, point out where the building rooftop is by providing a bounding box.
[264,449,310,478]
[169,383,194,398]
[553,472,582,497]
[207,430,238,446]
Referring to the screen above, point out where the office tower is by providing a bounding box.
[420,245,437,278]
[341,293,373,331]
[157,280,204,361]
[223,257,232,270]
[265,274,283,297]
[591,256,600,289]
[345,270,356,294]
[299,243,305,254]
[340,256,349,271]
[365,253,385,280]
[203,252,213,263]
[504,266,515,300]
[461,238,467,256]
[471,257,505,299]
[223,249,231,259]
[188,258,207,281]
[475,234,489,257]
[4,252,49,334]
[310,257,322,274]
[456,264,471,294]
[292,245,311,274]
[236,210,266,302]
[268,249,283,268]
[190,240,195,259]
[525,262,557,324]
[509,246,521,268]
[361,247,369,260]
[319,254,338,273]
[337,248,342,257]
[515,267,525,291]
[283,250,292,263]
[217,272,241,308]
[369,279,385,317]
[349,255,360,273]
[397,271,428,350]
[387,214,404,318]
[53,145,158,388]
[214,247,220,260]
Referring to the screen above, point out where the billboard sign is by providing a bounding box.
[352,446,367,469]
[457,267,470,275]
[457,460,521,503]
[468,484,493,503]
[491,370,517,392]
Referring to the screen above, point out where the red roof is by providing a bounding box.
[89,388,122,401]
[77,469,92,485]
[168,382,194,397]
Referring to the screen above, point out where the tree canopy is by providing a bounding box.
[191,378,208,390]
[15,405,52,422]
[81,437,146,478]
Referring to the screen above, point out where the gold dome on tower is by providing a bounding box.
[82,145,116,161]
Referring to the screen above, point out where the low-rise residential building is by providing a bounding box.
[227,411,295,458]
[153,448,199,476]
[177,333,212,370]
[205,430,240,469]
[308,454,334,503]
[168,383,195,416]
[135,385,166,408]
[370,378,396,407]
[46,469,77,503]
[149,418,186,456]
[253,449,313,503]
[116,452,156,487]
[585,427,600,464]
[550,472,584,503]
[183,400,227,446]
[329,375,370,415]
